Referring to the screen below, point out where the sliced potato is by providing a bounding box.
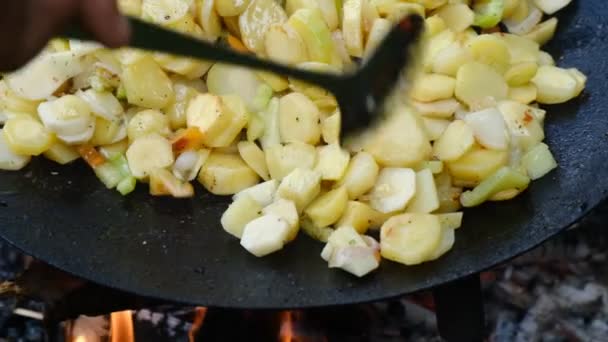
[436,4,474,32]
[337,151,379,199]
[240,214,290,257]
[239,0,288,53]
[3,117,53,156]
[264,23,308,65]
[433,120,475,162]
[127,110,170,141]
[412,98,461,119]
[222,194,263,239]
[411,74,457,102]
[364,107,432,167]
[121,55,174,109]
[524,18,558,45]
[289,8,337,64]
[432,42,473,77]
[509,84,537,104]
[315,144,350,181]
[367,167,416,213]
[455,62,508,109]
[199,152,260,195]
[380,213,442,265]
[238,141,270,181]
[126,133,174,179]
[531,65,582,104]
[406,169,440,214]
[422,117,450,141]
[265,142,317,180]
[279,92,321,145]
[467,34,511,73]
[43,141,79,165]
[277,168,322,212]
[447,146,509,184]
[336,201,377,234]
[321,110,341,145]
[342,0,364,57]
[263,198,300,241]
[305,187,349,228]
[233,179,278,207]
[505,62,539,87]
[437,212,463,230]
[427,225,455,260]
[215,0,251,16]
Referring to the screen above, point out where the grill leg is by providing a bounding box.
[433,274,485,342]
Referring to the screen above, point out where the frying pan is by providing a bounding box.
[0,0,607,309]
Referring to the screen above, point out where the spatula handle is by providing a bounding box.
[62,17,341,88]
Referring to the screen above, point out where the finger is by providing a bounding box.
[19,0,79,64]
[0,1,29,71]
[79,0,131,48]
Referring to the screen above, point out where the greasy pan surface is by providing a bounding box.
[0,1,607,309]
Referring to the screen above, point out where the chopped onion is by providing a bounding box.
[173,150,208,181]
[77,89,124,121]
[504,4,543,35]
[464,108,510,150]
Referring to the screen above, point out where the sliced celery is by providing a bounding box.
[94,163,124,189]
[460,166,530,207]
[473,0,504,29]
[110,154,132,179]
[521,143,558,180]
[117,177,137,196]
[115,84,127,100]
[252,84,273,112]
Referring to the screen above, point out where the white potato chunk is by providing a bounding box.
[238,141,270,181]
[337,151,379,199]
[221,194,263,238]
[367,168,416,213]
[305,187,349,228]
[198,152,260,195]
[315,144,350,181]
[265,142,317,181]
[126,133,174,179]
[240,215,290,257]
[263,198,300,242]
[233,180,279,207]
[455,62,508,110]
[380,213,442,265]
[279,92,321,144]
[277,168,322,212]
[433,120,475,162]
[406,169,440,214]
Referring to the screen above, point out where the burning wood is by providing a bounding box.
[110,311,134,342]
[188,307,207,342]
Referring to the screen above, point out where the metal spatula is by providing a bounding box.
[63,14,424,140]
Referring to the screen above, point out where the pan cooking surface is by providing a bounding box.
[0,1,607,308]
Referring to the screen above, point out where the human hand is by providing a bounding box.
[0,0,130,72]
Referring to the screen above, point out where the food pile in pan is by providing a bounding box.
[0,0,583,276]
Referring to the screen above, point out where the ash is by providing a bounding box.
[0,204,607,341]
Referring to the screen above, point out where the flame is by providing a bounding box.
[110,311,135,342]
[279,311,294,342]
[188,307,208,342]
[67,316,108,342]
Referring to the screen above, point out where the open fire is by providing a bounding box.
[1,206,608,341]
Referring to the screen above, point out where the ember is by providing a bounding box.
[0,205,606,341]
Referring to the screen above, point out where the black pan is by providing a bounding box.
[0,0,607,309]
